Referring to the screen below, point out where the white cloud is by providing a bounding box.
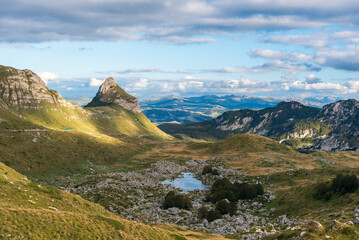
[332,31,359,43]
[348,81,359,90]
[89,77,104,87]
[183,75,201,80]
[249,49,312,62]
[3,0,359,43]
[133,78,149,89]
[160,36,218,44]
[206,61,320,74]
[265,33,329,48]
[305,74,321,84]
[314,45,359,71]
[37,72,59,85]
[116,68,163,74]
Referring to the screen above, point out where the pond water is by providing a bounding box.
[161,172,209,193]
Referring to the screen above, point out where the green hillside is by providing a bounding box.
[0,65,170,139]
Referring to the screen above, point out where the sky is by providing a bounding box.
[1,0,359,100]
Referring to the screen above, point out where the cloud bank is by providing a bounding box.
[1,0,359,43]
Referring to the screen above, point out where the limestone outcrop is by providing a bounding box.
[86,77,141,113]
[0,65,74,109]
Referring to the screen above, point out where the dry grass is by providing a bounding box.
[0,161,227,240]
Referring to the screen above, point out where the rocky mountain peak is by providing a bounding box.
[86,77,141,113]
[275,101,305,110]
[317,99,359,124]
[0,65,74,109]
[98,77,117,95]
[320,99,359,115]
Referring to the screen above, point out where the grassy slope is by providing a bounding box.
[130,133,359,176]
[0,106,170,185]
[267,168,359,224]
[186,134,320,175]
[0,161,226,240]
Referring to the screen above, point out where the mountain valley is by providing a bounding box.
[1,65,359,239]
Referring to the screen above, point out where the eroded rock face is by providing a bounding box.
[0,66,74,109]
[86,77,141,113]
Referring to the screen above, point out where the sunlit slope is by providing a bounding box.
[0,161,226,240]
[0,65,171,139]
[85,104,169,138]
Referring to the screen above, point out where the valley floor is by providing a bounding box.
[2,130,359,239]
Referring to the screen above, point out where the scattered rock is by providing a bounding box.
[332,220,348,231]
[307,220,325,232]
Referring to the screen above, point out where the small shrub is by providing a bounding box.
[313,173,359,200]
[202,166,212,175]
[255,184,264,196]
[163,191,192,210]
[211,169,220,175]
[207,178,264,203]
[206,209,222,222]
[215,200,237,215]
[198,206,208,219]
[314,182,331,200]
[332,174,359,193]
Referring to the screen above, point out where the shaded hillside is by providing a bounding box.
[159,100,359,151]
[159,101,321,140]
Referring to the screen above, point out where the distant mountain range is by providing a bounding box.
[159,100,359,151]
[66,94,341,124]
[139,95,341,123]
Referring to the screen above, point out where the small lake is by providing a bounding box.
[161,172,209,193]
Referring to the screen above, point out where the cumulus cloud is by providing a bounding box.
[133,78,149,89]
[248,41,359,72]
[305,74,321,84]
[89,78,104,87]
[37,72,59,85]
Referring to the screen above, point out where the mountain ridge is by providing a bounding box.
[159,99,359,151]
[140,94,341,123]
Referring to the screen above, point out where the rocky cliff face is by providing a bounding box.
[214,101,320,137]
[313,99,359,151]
[0,65,74,109]
[86,77,141,113]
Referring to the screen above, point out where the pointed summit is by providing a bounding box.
[86,77,141,113]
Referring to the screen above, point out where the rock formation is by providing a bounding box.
[0,65,74,109]
[86,77,141,113]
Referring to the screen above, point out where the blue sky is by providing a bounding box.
[1,0,359,99]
